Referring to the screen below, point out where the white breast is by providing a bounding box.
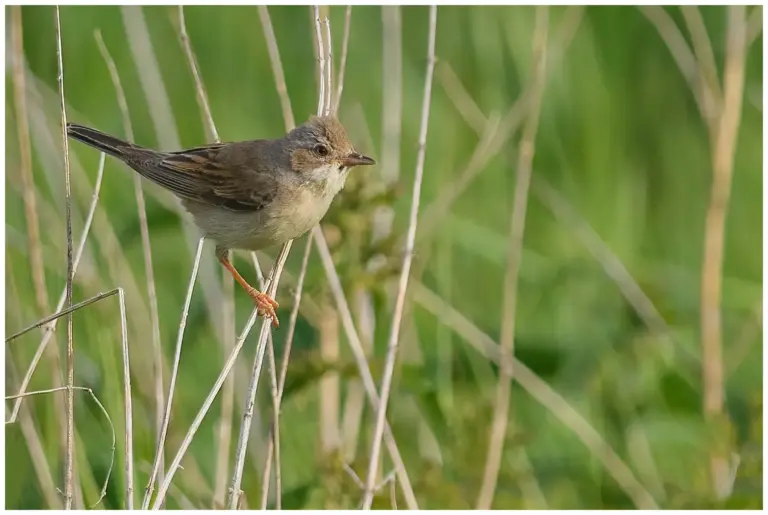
[232,165,348,250]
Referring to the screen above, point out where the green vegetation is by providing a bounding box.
[5,5,762,509]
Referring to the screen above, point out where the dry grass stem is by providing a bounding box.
[360,5,437,509]
[314,6,327,115]
[123,7,229,347]
[17,405,60,507]
[258,6,296,130]
[55,7,76,508]
[333,6,353,113]
[6,355,59,507]
[418,6,583,241]
[413,284,659,509]
[701,5,747,498]
[225,241,294,509]
[12,5,49,316]
[116,288,134,509]
[746,6,762,47]
[256,8,321,505]
[417,102,519,240]
[213,267,236,507]
[681,6,722,118]
[121,6,181,149]
[93,33,153,508]
[230,7,332,508]
[7,289,120,343]
[312,227,419,509]
[264,330,283,509]
[151,243,291,509]
[178,6,220,143]
[340,288,374,462]
[7,385,117,508]
[531,179,677,347]
[380,6,403,186]
[639,6,718,125]
[8,152,106,422]
[476,7,549,509]
[141,237,205,509]
[259,233,315,508]
[174,9,240,508]
[437,61,487,135]
[323,16,333,115]
[319,301,341,457]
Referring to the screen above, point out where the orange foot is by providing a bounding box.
[247,288,280,328]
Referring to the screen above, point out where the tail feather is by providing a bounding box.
[66,123,139,159]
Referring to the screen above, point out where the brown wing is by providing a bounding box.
[125,142,278,212]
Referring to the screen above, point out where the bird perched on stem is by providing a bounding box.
[67,116,375,327]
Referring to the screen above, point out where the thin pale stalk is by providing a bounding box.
[319,302,341,458]
[122,6,231,354]
[531,178,676,345]
[340,288,374,462]
[701,5,747,498]
[8,152,106,422]
[323,16,333,115]
[244,9,327,507]
[360,5,437,509]
[7,289,120,343]
[333,6,353,113]
[7,385,116,509]
[12,5,49,315]
[417,103,519,240]
[476,8,548,509]
[6,357,60,508]
[313,227,419,509]
[93,34,155,507]
[18,406,60,507]
[227,241,294,510]
[142,238,205,509]
[178,6,220,143]
[117,288,134,509]
[264,329,283,509]
[254,6,314,496]
[681,6,722,122]
[639,6,717,125]
[746,6,762,47]
[149,243,274,510]
[249,250,282,510]
[437,62,487,135]
[314,6,326,114]
[379,5,403,186]
[413,283,658,509]
[258,6,295,130]
[213,269,236,508]
[229,7,331,503]
[174,9,238,507]
[417,5,584,241]
[55,7,75,508]
[259,233,314,508]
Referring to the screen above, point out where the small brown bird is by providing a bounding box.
[67,116,375,327]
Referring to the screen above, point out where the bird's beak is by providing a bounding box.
[340,152,376,168]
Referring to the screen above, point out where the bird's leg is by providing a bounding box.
[217,249,280,327]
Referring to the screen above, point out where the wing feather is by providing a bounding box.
[125,142,277,212]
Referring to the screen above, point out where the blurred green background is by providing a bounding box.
[5,5,762,509]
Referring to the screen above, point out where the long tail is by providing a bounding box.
[66,123,141,160]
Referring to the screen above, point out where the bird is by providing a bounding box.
[66,116,375,327]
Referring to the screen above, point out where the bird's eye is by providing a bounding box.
[314,144,330,156]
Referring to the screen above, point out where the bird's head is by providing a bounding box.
[286,116,375,183]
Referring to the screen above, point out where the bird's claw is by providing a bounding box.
[247,288,280,327]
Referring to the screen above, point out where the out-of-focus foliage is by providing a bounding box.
[5,5,762,509]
